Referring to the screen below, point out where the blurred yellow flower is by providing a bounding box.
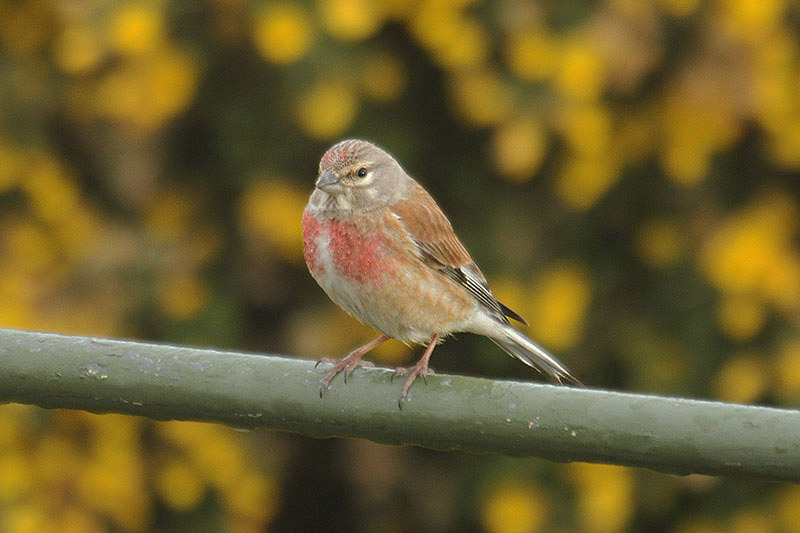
[253,3,314,64]
[661,142,709,186]
[156,272,210,320]
[0,1,50,57]
[22,156,80,225]
[557,102,612,157]
[712,351,768,404]
[144,187,198,243]
[57,507,106,533]
[361,52,407,102]
[528,263,592,351]
[716,295,766,341]
[704,216,774,294]
[3,504,50,533]
[773,341,800,404]
[658,0,701,17]
[297,78,359,139]
[110,4,165,56]
[157,457,206,511]
[55,25,104,74]
[569,463,634,533]
[96,47,200,131]
[729,509,773,533]
[33,434,81,488]
[715,0,785,42]
[181,424,247,491]
[0,406,29,450]
[556,153,621,210]
[0,141,22,192]
[4,218,56,273]
[634,218,684,268]
[449,69,513,126]
[700,193,800,309]
[505,30,557,81]
[480,481,549,533]
[751,32,798,164]
[409,2,463,60]
[286,307,334,357]
[76,447,151,531]
[0,452,33,502]
[320,0,383,41]
[761,250,800,311]
[223,472,279,524]
[659,96,740,185]
[432,16,489,70]
[554,36,607,101]
[775,485,800,533]
[766,118,800,169]
[0,409,222,533]
[239,179,307,262]
[51,204,103,261]
[370,336,412,364]
[145,48,201,125]
[0,269,37,330]
[492,117,549,182]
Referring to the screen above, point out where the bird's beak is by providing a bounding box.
[315,169,343,194]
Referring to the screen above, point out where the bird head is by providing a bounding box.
[315,139,411,210]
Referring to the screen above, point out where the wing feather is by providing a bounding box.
[392,183,526,325]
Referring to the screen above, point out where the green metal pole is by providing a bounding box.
[0,328,798,482]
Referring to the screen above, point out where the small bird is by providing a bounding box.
[302,139,582,406]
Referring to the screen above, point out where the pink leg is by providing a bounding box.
[394,334,440,408]
[317,335,389,396]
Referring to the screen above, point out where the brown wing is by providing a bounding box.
[392,183,527,325]
[392,183,472,267]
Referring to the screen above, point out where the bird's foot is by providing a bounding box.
[392,361,435,409]
[316,335,388,397]
[317,354,374,396]
[391,333,440,409]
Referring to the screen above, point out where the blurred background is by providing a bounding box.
[1,0,800,531]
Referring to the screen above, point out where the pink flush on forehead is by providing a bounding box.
[320,143,357,169]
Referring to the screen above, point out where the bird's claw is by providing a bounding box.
[317,355,374,397]
[393,364,434,409]
[343,360,374,383]
[391,365,431,381]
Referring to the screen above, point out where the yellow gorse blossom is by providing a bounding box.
[253,3,314,64]
[481,481,550,533]
[569,463,635,533]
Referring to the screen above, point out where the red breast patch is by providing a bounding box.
[302,211,325,275]
[302,211,391,283]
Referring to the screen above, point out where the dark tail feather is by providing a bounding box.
[491,325,583,387]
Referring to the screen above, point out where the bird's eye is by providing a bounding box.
[357,167,368,178]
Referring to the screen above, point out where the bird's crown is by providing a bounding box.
[319,139,376,172]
